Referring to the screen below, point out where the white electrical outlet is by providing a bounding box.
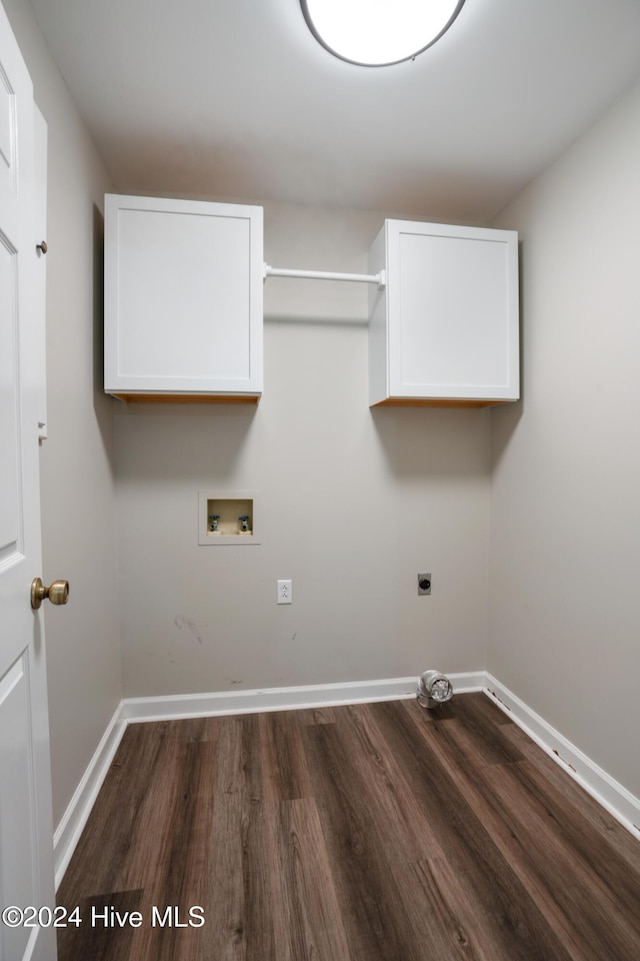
[277,579,292,604]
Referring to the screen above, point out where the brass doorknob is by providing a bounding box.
[31,577,70,610]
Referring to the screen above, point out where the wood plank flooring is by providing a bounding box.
[56,694,640,960]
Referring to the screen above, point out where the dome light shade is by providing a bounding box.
[301,0,465,67]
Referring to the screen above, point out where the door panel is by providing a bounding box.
[0,233,21,579]
[0,2,56,959]
[0,657,37,961]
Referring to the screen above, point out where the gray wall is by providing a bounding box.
[489,77,640,798]
[116,203,491,696]
[4,0,122,828]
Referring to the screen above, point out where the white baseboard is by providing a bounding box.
[484,674,640,841]
[53,702,127,889]
[53,669,640,891]
[123,672,485,723]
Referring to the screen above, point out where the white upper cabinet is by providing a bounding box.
[368,220,519,407]
[104,195,263,401]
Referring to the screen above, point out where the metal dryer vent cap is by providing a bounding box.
[417,670,453,709]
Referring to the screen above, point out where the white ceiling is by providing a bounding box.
[29,0,640,222]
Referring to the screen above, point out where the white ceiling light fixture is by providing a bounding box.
[301,0,465,67]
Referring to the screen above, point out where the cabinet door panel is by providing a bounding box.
[394,231,511,392]
[370,220,519,407]
[105,196,263,397]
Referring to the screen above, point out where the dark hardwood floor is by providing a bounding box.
[56,693,640,960]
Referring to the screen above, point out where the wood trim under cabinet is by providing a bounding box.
[371,397,513,408]
[110,392,261,404]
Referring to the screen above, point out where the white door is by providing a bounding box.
[0,3,57,960]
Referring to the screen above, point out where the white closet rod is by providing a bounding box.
[264,263,386,288]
